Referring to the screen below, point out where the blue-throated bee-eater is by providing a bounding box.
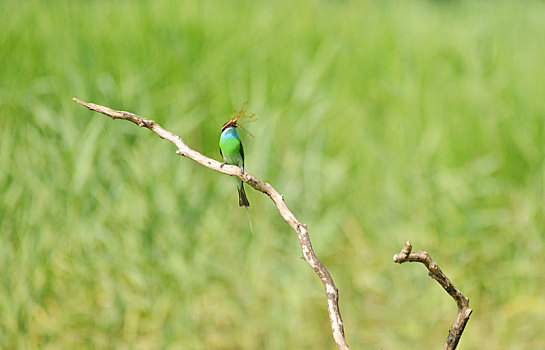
[219,103,255,207]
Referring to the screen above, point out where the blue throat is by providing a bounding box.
[221,127,239,139]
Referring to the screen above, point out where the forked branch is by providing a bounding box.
[73,98,351,350]
[393,241,472,350]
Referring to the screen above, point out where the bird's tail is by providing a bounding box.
[238,183,250,207]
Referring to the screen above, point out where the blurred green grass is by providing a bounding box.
[1,0,544,349]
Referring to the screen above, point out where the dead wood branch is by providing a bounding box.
[393,241,472,350]
[73,98,350,350]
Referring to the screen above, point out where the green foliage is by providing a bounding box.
[1,0,544,348]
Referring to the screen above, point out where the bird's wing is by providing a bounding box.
[239,141,245,169]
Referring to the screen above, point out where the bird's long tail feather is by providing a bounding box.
[245,207,254,235]
[237,183,253,234]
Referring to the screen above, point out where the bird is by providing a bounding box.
[219,118,250,207]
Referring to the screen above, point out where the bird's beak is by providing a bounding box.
[221,119,235,132]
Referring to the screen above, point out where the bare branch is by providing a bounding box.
[73,98,351,350]
[393,241,472,350]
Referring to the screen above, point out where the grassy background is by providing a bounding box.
[1,0,544,349]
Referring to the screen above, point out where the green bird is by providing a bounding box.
[219,115,250,207]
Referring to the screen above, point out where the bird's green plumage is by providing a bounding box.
[219,132,243,167]
[219,126,249,207]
